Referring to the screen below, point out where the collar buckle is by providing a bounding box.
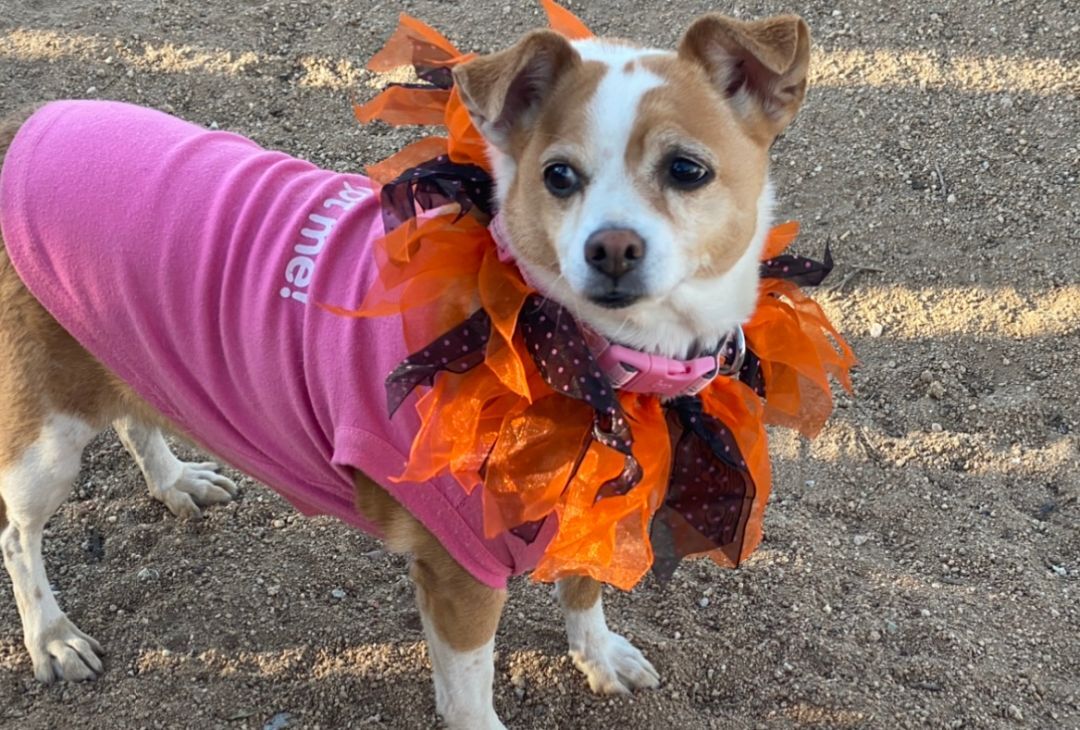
[589,326,746,398]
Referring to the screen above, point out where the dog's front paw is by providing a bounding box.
[569,628,660,695]
[440,712,507,730]
[27,616,104,684]
[157,461,238,519]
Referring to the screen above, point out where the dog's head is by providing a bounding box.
[453,14,810,357]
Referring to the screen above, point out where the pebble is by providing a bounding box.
[920,608,931,618]
[136,567,159,582]
[330,588,347,600]
[853,534,869,547]
[931,422,943,432]
[699,597,710,608]
[885,620,899,635]
[1006,704,1024,722]
[263,712,292,730]
[869,322,884,338]
[928,381,947,399]
[271,519,285,529]
[267,585,281,596]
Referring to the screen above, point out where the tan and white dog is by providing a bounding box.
[0,13,809,729]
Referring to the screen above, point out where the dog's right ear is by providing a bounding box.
[452,30,580,153]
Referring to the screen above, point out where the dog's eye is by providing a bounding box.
[543,163,582,198]
[667,157,712,189]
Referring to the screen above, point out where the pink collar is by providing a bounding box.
[488,213,745,398]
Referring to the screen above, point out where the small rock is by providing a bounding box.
[698,597,710,608]
[263,712,292,730]
[330,588,347,600]
[1006,704,1023,722]
[931,422,943,432]
[946,194,957,204]
[920,608,931,618]
[885,620,899,635]
[271,519,285,529]
[868,630,881,642]
[928,381,947,399]
[136,567,159,582]
[853,534,869,547]
[869,322,884,338]
[267,585,281,597]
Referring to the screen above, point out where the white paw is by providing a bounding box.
[27,616,104,684]
[440,712,506,730]
[157,461,238,519]
[570,630,660,695]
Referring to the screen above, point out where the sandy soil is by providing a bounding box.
[0,1,1077,728]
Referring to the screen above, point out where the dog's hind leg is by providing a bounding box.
[0,413,106,683]
[113,417,237,520]
[556,576,660,694]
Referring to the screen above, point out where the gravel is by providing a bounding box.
[1,1,1077,729]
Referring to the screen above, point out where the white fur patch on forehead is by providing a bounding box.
[570,38,669,64]
[570,42,669,137]
[572,39,668,158]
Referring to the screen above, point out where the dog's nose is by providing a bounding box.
[584,228,646,280]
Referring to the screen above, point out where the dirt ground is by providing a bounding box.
[1,0,1077,728]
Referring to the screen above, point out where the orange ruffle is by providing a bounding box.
[541,0,594,40]
[341,4,854,589]
[746,225,857,438]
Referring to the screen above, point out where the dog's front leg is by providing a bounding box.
[354,477,507,728]
[411,546,507,730]
[556,576,660,695]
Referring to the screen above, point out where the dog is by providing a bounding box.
[0,12,810,729]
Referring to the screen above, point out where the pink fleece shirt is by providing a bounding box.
[0,100,555,588]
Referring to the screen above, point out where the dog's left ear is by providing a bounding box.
[452,30,580,153]
[679,14,811,140]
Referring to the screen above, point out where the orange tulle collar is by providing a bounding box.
[337,2,856,590]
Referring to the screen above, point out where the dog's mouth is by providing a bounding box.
[583,277,646,309]
[588,290,643,309]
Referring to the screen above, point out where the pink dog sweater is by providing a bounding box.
[0,100,555,588]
